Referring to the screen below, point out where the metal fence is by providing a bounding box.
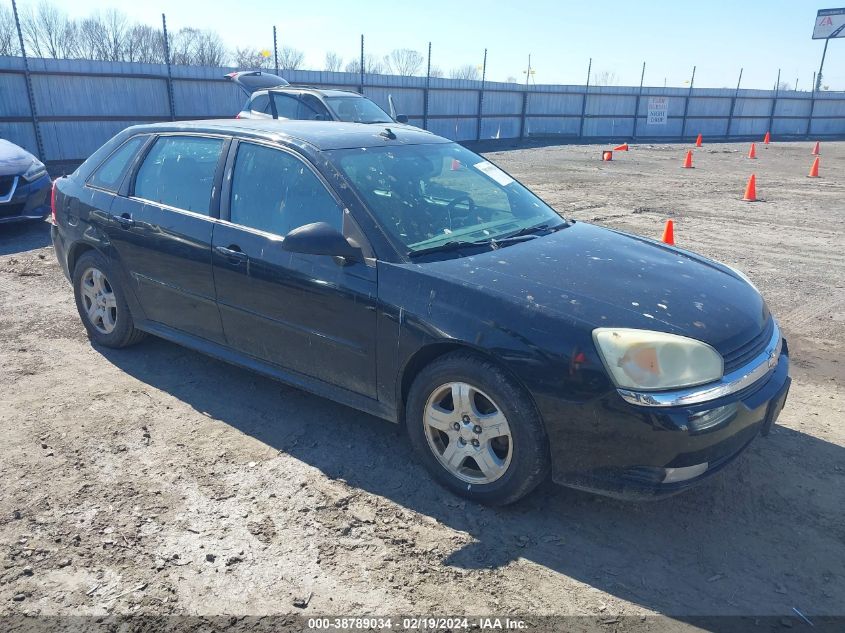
[1,55,845,166]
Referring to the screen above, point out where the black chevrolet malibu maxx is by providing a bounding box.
[51,120,790,505]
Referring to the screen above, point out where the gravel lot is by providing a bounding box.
[1,139,843,627]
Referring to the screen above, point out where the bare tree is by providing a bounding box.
[233,47,272,70]
[429,65,444,78]
[0,5,19,56]
[324,51,342,72]
[506,75,518,83]
[125,24,163,63]
[592,70,618,86]
[776,80,793,92]
[76,15,108,60]
[345,54,383,74]
[278,46,304,71]
[449,64,480,80]
[99,9,127,61]
[383,48,423,76]
[192,29,228,66]
[20,1,76,58]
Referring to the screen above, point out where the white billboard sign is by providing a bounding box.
[813,8,845,39]
[647,97,668,125]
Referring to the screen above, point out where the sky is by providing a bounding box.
[33,0,845,90]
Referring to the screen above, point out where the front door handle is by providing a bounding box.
[215,245,248,264]
[116,213,135,228]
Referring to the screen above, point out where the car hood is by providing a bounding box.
[0,139,37,176]
[415,221,769,354]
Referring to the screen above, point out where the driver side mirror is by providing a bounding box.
[395,114,409,124]
[281,222,362,263]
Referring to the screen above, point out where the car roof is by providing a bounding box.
[267,87,364,98]
[122,119,449,151]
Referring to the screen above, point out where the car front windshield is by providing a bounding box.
[324,96,394,123]
[329,143,566,255]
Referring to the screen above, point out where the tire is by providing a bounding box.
[406,351,550,505]
[72,250,146,348]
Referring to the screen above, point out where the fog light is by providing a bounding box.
[663,462,708,483]
[688,403,738,433]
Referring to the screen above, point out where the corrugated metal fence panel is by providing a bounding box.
[429,90,478,116]
[482,91,522,115]
[34,74,169,117]
[2,55,845,161]
[0,72,31,116]
[362,87,425,117]
[173,79,243,117]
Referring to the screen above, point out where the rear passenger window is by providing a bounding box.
[89,136,145,192]
[229,142,342,236]
[250,94,270,114]
[134,136,224,214]
[271,94,300,119]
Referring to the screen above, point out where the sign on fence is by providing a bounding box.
[813,8,845,39]
[647,97,668,125]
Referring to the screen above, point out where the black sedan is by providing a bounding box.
[51,120,790,505]
[0,139,51,224]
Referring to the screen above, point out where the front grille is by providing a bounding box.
[722,319,775,375]
[0,175,15,197]
[0,202,25,218]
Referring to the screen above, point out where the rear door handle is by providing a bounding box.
[215,245,248,263]
[116,213,135,228]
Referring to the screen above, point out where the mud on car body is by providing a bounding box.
[51,119,790,505]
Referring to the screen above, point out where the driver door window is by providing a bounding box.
[229,142,343,236]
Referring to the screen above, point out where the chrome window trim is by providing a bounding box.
[0,176,19,203]
[617,321,784,408]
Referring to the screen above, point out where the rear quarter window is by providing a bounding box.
[88,136,146,192]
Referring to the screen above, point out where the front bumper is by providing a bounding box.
[0,173,51,224]
[546,334,791,499]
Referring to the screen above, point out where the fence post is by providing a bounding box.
[273,26,279,76]
[11,0,45,162]
[768,68,780,138]
[423,42,431,130]
[726,68,743,138]
[161,13,176,122]
[632,62,645,140]
[519,90,528,141]
[359,35,365,95]
[476,48,487,141]
[578,57,592,138]
[680,65,695,140]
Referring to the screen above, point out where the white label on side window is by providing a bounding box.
[473,161,514,186]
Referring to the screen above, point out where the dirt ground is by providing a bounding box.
[1,139,844,628]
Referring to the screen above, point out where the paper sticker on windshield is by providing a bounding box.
[473,161,514,187]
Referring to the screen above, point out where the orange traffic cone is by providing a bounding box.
[748,143,757,159]
[682,150,694,168]
[808,157,820,178]
[812,141,820,155]
[743,174,757,201]
[763,131,771,145]
[661,219,675,245]
[614,142,629,151]
[695,133,703,148]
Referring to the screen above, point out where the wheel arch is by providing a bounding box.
[397,341,545,431]
[67,241,100,276]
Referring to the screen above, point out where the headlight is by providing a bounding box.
[593,328,723,391]
[22,160,47,182]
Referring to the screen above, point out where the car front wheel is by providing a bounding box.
[406,351,550,505]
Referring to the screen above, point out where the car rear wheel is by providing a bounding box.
[406,351,550,505]
[72,251,145,348]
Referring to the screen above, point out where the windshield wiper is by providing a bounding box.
[407,240,493,259]
[494,222,568,243]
